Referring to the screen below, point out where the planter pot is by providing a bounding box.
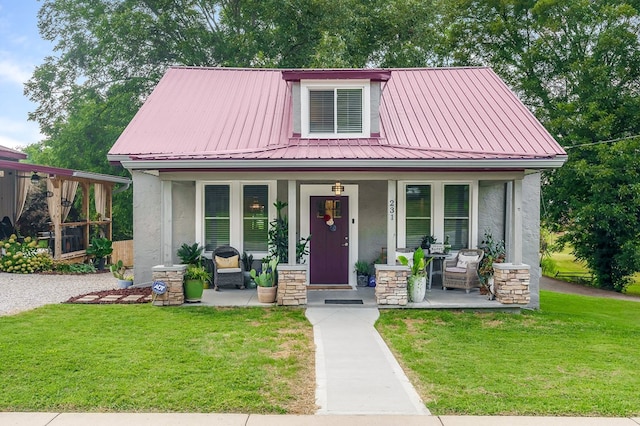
[257,286,277,303]
[357,274,369,287]
[184,279,204,302]
[408,275,427,303]
[94,257,106,271]
[118,279,133,289]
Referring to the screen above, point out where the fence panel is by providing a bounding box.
[112,240,134,267]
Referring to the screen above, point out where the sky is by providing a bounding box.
[0,1,53,150]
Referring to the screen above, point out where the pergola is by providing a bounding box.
[0,156,131,261]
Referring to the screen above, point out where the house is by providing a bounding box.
[0,144,131,260]
[107,67,566,308]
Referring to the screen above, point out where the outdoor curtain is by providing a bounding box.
[46,179,79,222]
[14,171,30,224]
[94,183,106,219]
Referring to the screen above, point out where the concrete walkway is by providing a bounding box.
[305,307,430,415]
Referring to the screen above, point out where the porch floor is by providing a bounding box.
[196,286,523,311]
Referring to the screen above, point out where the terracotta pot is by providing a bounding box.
[257,286,277,303]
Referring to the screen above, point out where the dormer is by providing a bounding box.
[282,69,391,139]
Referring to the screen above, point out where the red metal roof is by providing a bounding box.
[108,67,566,167]
[0,145,27,161]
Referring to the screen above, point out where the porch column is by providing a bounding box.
[387,180,397,266]
[50,178,62,260]
[288,180,297,264]
[161,180,173,267]
[511,179,523,265]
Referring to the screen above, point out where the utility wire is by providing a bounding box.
[564,134,640,149]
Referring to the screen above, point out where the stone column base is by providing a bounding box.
[374,264,408,305]
[493,263,530,304]
[151,264,186,306]
[277,264,308,306]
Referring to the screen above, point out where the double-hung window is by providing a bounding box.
[201,182,274,254]
[444,185,470,250]
[405,184,432,249]
[301,81,370,138]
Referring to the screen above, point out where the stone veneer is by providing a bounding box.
[493,263,530,304]
[277,265,308,306]
[374,264,408,305]
[151,264,187,306]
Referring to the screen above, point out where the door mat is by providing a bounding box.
[324,299,364,305]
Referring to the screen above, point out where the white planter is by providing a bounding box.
[408,275,427,302]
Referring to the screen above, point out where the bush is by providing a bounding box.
[0,235,53,273]
[52,262,96,274]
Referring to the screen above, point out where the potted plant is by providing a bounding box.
[443,235,452,254]
[250,256,279,303]
[420,235,437,252]
[177,242,204,266]
[183,264,211,302]
[241,251,255,288]
[354,260,370,287]
[109,259,133,288]
[398,247,431,302]
[86,237,113,270]
[478,230,506,299]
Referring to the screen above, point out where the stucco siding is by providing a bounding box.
[172,181,196,261]
[358,181,387,264]
[523,173,541,309]
[132,171,162,284]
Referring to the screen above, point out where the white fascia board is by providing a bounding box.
[120,156,568,171]
[72,170,131,184]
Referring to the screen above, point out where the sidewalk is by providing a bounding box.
[2,412,638,425]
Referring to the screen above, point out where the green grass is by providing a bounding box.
[376,291,640,416]
[0,305,315,414]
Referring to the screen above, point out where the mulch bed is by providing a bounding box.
[65,287,153,304]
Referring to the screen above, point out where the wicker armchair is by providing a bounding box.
[211,245,244,290]
[442,249,484,293]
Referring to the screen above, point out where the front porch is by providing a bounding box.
[189,286,523,312]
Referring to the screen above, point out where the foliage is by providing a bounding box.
[177,242,204,267]
[478,229,506,284]
[397,247,429,278]
[250,257,279,287]
[0,306,315,414]
[109,259,128,280]
[51,261,96,274]
[0,235,53,273]
[85,237,113,259]
[377,291,640,416]
[184,264,212,282]
[354,260,370,276]
[267,201,310,264]
[420,235,437,250]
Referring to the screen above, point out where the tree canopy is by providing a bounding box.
[24,0,640,289]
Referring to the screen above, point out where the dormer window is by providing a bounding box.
[301,80,370,138]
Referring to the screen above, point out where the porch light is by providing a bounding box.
[30,173,40,184]
[331,181,345,195]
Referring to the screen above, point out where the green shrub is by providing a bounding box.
[52,262,96,274]
[0,235,53,273]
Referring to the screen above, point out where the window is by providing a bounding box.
[243,185,268,252]
[444,185,469,250]
[405,185,431,249]
[204,185,230,251]
[301,80,369,138]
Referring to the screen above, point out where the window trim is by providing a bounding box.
[397,180,478,250]
[300,80,370,139]
[196,180,276,257]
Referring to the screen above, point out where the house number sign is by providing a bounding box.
[389,199,395,221]
[152,281,167,295]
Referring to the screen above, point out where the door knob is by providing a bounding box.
[341,242,349,247]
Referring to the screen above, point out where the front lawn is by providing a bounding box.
[377,291,640,416]
[0,305,315,414]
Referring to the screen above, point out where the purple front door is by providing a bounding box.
[309,196,349,285]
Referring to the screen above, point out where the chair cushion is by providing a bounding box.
[215,254,239,269]
[456,253,479,268]
[217,267,241,274]
[445,267,467,273]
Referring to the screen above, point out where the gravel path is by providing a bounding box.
[0,272,117,316]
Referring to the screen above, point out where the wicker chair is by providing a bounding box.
[442,248,484,293]
[211,245,244,290]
